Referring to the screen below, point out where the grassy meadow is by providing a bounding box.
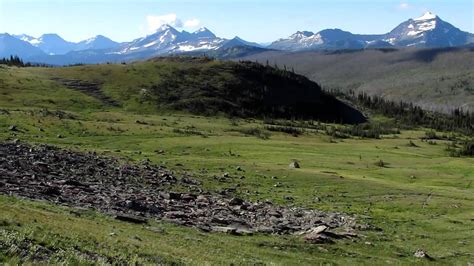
[0,63,473,264]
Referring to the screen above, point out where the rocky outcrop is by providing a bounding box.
[0,141,364,239]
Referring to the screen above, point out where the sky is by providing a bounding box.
[0,0,472,43]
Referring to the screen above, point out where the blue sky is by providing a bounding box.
[0,0,472,43]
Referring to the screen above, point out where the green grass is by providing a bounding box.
[0,64,473,264]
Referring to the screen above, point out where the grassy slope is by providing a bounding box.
[0,63,473,264]
[25,57,364,123]
[240,48,474,113]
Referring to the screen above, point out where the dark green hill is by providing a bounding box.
[0,57,365,124]
[145,57,365,123]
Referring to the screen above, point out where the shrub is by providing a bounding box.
[172,128,208,137]
[458,141,474,156]
[423,131,439,140]
[236,127,270,140]
[407,140,419,147]
[265,125,304,137]
[449,141,474,157]
[374,160,387,167]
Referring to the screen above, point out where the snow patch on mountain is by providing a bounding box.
[414,12,437,21]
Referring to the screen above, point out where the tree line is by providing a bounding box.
[358,93,473,135]
[0,55,50,67]
[0,56,27,67]
[329,89,473,136]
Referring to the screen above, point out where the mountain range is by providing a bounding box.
[13,33,120,55]
[269,12,474,51]
[0,12,472,65]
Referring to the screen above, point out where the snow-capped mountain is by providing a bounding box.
[0,33,46,58]
[5,25,259,64]
[122,25,182,53]
[21,33,76,55]
[191,27,217,39]
[3,12,472,65]
[170,27,226,53]
[118,25,230,55]
[269,29,372,51]
[13,34,36,43]
[11,34,118,55]
[269,31,318,51]
[269,12,473,51]
[384,12,471,47]
[74,35,119,51]
[117,25,260,56]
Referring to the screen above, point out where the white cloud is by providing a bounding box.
[145,14,202,33]
[399,3,411,9]
[146,13,183,32]
[184,18,201,28]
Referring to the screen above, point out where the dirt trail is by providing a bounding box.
[51,78,120,107]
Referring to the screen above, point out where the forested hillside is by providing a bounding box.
[241,47,474,113]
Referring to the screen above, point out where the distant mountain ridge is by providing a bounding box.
[2,25,262,64]
[11,33,120,56]
[1,11,473,64]
[269,12,473,51]
[74,35,120,52]
[0,33,46,58]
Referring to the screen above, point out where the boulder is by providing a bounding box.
[211,226,238,234]
[115,215,148,224]
[159,192,181,200]
[289,161,300,169]
[229,197,244,206]
[210,226,253,236]
[304,226,336,244]
[414,249,434,260]
[308,225,328,234]
[42,186,61,196]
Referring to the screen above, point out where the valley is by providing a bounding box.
[1,1,473,264]
[242,47,474,113]
[0,58,473,264]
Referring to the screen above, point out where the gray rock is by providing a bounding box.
[42,186,61,196]
[229,197,244,206]
[414,249,434,260]
[256,226,274,234]
[0,142,364,240]
[159,192,181,200]
[211,226,238,234]
[115,215,148,224]
[304,232,334,244]
[308,225,328,235]
[289,161,300,169]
